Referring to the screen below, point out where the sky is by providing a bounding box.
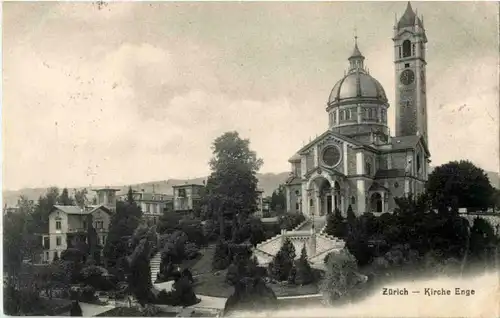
[3,1,499,191]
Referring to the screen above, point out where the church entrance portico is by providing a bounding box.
[306,173,345,217]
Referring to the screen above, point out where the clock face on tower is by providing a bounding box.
[400,69,415,85]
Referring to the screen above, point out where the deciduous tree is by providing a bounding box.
[203,132,263,237]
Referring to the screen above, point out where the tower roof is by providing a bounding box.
[397,2,423,29]
[348,36,364,60]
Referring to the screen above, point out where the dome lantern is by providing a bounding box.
[348,35,365,71]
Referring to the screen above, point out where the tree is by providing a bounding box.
[223,277,277,316]
[270,184,286,213]
[74,189,88,208]
[426,160,494,212]
[268,238,296,281]
[103,201,142,267]
[325,208,345,238]
[212,240,230,270]
[320,249,367,304]
[294,244,313,285]
[126,187,135,205]
[86,214,100,264]
[58,188,74,205]
[469,217,496,263]
[3,211,26,281]
[127,238,153,306]
[203,132,263,237]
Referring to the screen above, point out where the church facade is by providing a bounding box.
[285,2,431,217]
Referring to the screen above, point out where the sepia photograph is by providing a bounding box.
[2,1,500,317]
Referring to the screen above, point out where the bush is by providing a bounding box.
[294,245,313,285]
[279,213,305,231]
[61,248,85,263]
[184,242,200,260]
[212,240,230,270]
[80,285,98,302]
[80,266,115,291]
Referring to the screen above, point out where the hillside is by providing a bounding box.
[2,172,290,207]
[3,168,498,208]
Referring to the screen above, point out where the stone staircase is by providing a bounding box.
[252,216,344,269]
[150,251,162,283]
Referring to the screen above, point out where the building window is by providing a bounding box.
[309,199,314,207]
[83,220,87,229]
[417,154,421,173]
[394,182,399,188]
[333,112,337,124]
[365,161,372,175]
[404,63,410,68]
[45,252,49,261]
[295,203,300,210]
[95,221,104,229]
[56,221,61,230]
[178,189,186,197]
[402,40,411,57]
[56,236,62,246]
[295,190,300,196]
[381,109,386,122]
[345,109,351,120]
[412,44,416,56]
[351,196,356,205]
[146,204,151,213]
[398,47,402,58]
[340,110,345,121]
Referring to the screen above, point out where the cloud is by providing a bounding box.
[3,2,499,190]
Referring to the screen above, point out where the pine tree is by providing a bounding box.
[325,208,346,238]
[268,238,295,281]
[212,240,230,270]
[126,187,135,205]
[295,244,313,285]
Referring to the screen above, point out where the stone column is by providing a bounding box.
[285,187,291,213]
[308,228,317,258]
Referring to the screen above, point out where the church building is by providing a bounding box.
[285,2,431,217]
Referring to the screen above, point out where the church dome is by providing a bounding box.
[328,71,387,104]
[328,39,388,106]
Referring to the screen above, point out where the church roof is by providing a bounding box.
[390,134,430,156]
[368,182,390,192]
[288,153,301,162]
[348,37,364,60]
[397,2,423,29]
[285,175,302,186]
[297,130,364,155]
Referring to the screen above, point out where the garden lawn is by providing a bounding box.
[194,270,319,298]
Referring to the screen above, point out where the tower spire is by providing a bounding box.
[348,29,365,71]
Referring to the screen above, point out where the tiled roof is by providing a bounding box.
[53,205,87,215]
[369,182,390,192]
[285,176,302,185]
[390,135,420,150]
[374,169,406,179]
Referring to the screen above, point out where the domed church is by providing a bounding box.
[285,2,431,217]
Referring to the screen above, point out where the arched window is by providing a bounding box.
[402,40,412,58]
[333,111,337,124]
[416,154,421,173]
[381,109,386,122]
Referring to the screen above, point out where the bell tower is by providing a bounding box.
[393,2,428,144]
